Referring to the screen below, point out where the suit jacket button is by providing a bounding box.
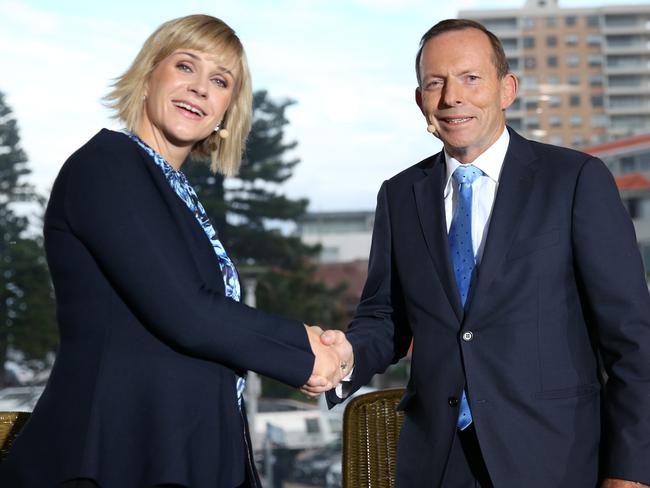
[462,331,474,342]
[448,396,459,407]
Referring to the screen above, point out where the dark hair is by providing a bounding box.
[415,19,510,85]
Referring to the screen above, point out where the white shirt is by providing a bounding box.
[444,127,509,264]
[335,127,509,397]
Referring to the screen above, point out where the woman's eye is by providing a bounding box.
[177,63,192,72]
[212,78,227,88]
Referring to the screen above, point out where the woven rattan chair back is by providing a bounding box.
[0,411,30,461]
[342,388,406,488]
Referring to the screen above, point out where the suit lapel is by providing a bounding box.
[413,153,464,322]
[465,130,538,313]
[137,151,226,294]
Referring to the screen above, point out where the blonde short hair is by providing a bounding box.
[105,14,252,176]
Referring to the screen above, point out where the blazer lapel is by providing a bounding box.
[138,151,226,294]
[413,153,464,322]
[465,130,538,313]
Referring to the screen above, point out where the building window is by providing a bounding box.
[549,115,562,127]
[508,58,520,70]
[547,75,561,86]
[522,76,538,89]
[525,117,540,129]
[586,15,600,27]
[570,114,583,127]
[568,74,581,85]
[565,33,578,46]
[525,98,539,111]
[570,95,581,107]
[510,98,522,111]
[566,54,580,67]
[589,74,604,87]
[522,17,535,29]
[588,54,603,67]
[545,16,557,28]
[501,38,518,51]
[549,135,564,146]
[482,18,518,31]
[305,418,321,433]
[546,35,557,47]
[607,35,642,49]
[524,57,537,69]
[565,16,577,27]
[608,74,641,87]
[523,37,536,49]
[604,14,638,28]
[591,95,604,108]
[591,114,609,127]
[547,55,558,68]
[507,118,523,130]
[548,95,561,107]
[571,134,584,147]
[587,34,602,46]
[610,95,644,108]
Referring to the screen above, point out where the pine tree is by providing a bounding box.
[0,91,56,387]
[183,90,347,397]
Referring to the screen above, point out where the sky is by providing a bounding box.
[1,0,647,213]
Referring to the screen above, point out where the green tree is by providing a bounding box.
[184,90,347,398]
[0,91,56,387]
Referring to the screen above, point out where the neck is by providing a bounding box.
[135,124,192,170]
[445,124,506,164]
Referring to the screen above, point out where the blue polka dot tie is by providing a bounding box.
[449,164,483,431]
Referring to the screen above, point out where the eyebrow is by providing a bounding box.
[175,51,235,78]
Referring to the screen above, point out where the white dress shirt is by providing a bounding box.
[335,127,509,397]
[444,127,509,265]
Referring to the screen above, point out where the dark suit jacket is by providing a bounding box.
[329,128,650,487]
[0,129,315,488]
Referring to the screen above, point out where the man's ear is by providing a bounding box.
[415,87,425,115]
[500,73,518,110]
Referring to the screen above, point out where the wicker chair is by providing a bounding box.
[342,388,406,488]
[0,411,30,461]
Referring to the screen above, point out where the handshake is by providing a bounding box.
[301,325,354,397]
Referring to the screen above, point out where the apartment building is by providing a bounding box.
[460,0,650,148]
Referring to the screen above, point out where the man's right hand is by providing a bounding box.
[301,325,344,397]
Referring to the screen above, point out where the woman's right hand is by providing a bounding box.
[302,325,343,397]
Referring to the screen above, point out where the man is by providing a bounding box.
[306,19,650,488]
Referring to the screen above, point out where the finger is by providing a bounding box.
[306,374,329,387]
[301,385,330,395]
[319,330,340,345]
[310,324,325,335]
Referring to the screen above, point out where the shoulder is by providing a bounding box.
[65,129,142,172]
[508,128,597,175]
[55,129,152,192]
[384,152,441,188]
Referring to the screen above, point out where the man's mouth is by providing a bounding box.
[441,117,472,124]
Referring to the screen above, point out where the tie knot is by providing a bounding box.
[453,165,483,186]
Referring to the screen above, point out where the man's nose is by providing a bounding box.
[440,79,462,108]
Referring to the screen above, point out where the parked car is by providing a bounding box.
[0,385,44,411]
[325,459,341,488]
[292,438,341,486]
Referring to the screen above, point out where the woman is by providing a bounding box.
[0,14,343,488]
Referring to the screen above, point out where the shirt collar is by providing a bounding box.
[443,126,510,194]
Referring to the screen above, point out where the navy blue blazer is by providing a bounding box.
[0,129,315,487]
[329,128,650,487]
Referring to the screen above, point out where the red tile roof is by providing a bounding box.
[615,173,650,190]
[583,133,650,156]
